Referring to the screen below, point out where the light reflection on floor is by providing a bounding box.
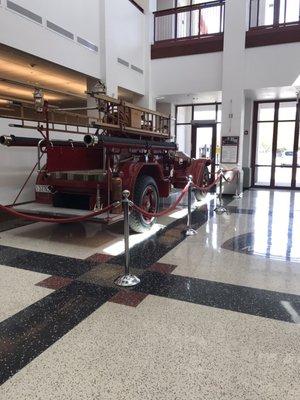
[251,190,300,262]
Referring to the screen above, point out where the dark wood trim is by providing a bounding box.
[128,0,144,13]
[246,23,300,48]
[151,34,223,59]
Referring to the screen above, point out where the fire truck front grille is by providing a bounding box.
[53,193,91,210]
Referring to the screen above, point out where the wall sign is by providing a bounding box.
[221,136,239,164]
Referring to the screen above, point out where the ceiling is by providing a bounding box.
[157,86,299,106]
[0,44,88,106]
[157,91,222,105]
[245,86,299,101]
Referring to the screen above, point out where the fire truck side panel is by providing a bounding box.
[46,147,102,172]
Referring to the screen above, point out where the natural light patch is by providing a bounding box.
[102,223,165,256]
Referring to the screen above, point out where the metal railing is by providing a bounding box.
[249,0,300,30]
[153,0,225,43]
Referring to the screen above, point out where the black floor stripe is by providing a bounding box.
[0,245,96,278]
[0,281,117,385]
[135,271,300,323]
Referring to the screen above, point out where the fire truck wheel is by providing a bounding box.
[194,166,210,201]
[129,175,159,233]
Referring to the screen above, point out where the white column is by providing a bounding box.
[221,0,247,191]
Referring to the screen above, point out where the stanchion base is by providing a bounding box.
[214,206,229,215]
[185,228,198,236]
[233,193,243,199]
[114,274,140,287]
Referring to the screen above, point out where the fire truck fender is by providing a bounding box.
[119,161,170,198]
[187,158,211,187]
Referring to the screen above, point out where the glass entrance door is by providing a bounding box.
[191,124,217,178]
[252,100,300,189]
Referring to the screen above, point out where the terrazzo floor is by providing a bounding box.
[0,189,299,399]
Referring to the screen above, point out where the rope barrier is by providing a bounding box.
[0,168,240,224]
[130,182,190,218]
[0,203,118,224]
[192,174,221,192]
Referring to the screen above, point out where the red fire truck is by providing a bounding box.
[0,90,210,232]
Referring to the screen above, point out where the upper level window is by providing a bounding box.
[154,0,225,42]
[157,0,221,11]
[249,0,300,29]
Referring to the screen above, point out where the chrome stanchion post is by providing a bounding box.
[214,170,228,214]
[185,175,197,236]
[115,190,140,287]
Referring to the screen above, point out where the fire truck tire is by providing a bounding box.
[194,166,210,201]
[129,175,159,233]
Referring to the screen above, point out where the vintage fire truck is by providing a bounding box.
[0,89,210,232]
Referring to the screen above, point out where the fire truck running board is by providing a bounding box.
[14,203,124,224]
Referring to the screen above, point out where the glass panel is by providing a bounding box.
[217,105,222,123]
[258,0,275,26]
[157,0,175,11]
[275,122,296,166]
[278,101,297,120]
[177,11,191,38]
[177,0,190,6]
[200,5,221,34]
[275,167,292,187]
[258,103,275,121]
[196,127,213,175]
[196,127,213,159]
[297,169,300,187]
[255,166,271,186]
[194,105,216,121]
[191,9,199,36]
[256,122,274,165]
[280,0,300,23]
[216,124,221,165]
[249,0,259,28]
[155,14,175,41]
[177,106,192,123]
[176,125,191,154]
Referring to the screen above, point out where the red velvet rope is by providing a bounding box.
[130,182,190,218]
[0,203,117,224]
[0,168,239,224]
[192,174,221,192]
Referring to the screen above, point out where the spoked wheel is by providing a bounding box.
[129,175,159,233]
[194,166,210,201]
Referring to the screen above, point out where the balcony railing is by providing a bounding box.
[249,0,300,30]
[153,0,225,43]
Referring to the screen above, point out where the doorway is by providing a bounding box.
[252,100,300,189]
[191,123,217,178]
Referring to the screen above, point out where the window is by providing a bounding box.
[252,100,299,188]
[249,0,300,28]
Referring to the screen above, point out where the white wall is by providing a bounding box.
[152,52,223,96]
[104,0,147,97]
[0,0,101,78]
[245,43,300,90]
